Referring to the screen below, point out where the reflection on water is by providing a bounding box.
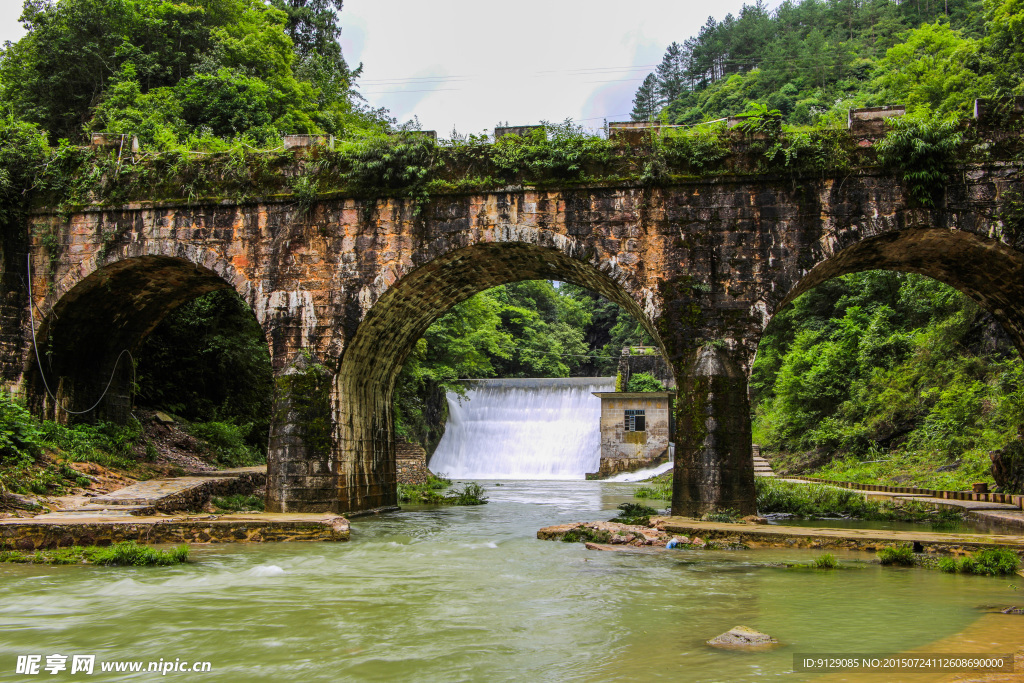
[0,480,1017,683]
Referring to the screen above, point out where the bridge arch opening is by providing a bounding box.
[324,242,671,513]
[777,227,1024,353]
[754,227,1024,486]
[25,256,273,466]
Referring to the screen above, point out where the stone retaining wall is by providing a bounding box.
[0,514,349,550]
[156,472,267,512]
[396,442,431,485]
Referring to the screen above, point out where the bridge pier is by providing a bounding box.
[265,353,337,513]
[670,344,757,517]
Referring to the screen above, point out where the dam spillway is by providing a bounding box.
[428,377,614,479]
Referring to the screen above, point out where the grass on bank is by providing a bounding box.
[802,449,998,493]
[0,540,189,566]
[633,473,672,500]
[787,552,846,569]
[398,474,488,506]
[632,473,966,526]
[754,477,967,524]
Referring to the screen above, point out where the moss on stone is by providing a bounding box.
[275,356,334,457]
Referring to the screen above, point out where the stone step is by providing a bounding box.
[33,505,157,520]
[91,477,233,506]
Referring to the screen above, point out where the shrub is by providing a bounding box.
[970,549,1021,575]
[625,372,664,392]
[700,509,742,523]
[398,476,486,505]
[755,477,875,517]
[0,394,43,463]
[448,482,488,505]
[187,421,264,468]
[942,549,1021,576]
[878,546,916,566]
[612,502,658,525]
[39,419,141,470]
[876,115,963,208]
[813,553,839,569]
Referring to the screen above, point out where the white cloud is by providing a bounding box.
[345,0,763,136]
[0,2,26,46]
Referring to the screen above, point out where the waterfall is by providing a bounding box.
[428,377,614,479]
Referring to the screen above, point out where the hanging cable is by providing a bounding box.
[26,253,135,415]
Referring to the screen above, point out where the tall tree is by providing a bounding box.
[630,73,661,121]
[655,42,688,107]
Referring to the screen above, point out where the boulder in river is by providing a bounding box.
[707,626,778,649]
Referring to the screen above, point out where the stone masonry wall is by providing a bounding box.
[396,441,431,485]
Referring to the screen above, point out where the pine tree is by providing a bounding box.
[630,73,661,121]
[655,42,688,106]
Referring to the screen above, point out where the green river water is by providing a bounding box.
[0,480,1018,682]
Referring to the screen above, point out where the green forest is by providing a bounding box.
[0,0,1022,496]
[630,0,1022,124]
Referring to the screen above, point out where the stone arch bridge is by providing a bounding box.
[1,153,1021,517]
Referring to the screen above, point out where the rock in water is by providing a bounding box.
[707,626,778,648]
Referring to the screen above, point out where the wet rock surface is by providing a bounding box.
[707,626,778,648]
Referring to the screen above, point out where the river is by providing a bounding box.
[0,479,1018,682]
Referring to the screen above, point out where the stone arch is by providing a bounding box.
[772,227,1024,354]
[25,247,259,423]
[38,239,252,323]
[300,241,669,513]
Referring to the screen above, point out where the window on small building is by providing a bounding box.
[625,409,646,432]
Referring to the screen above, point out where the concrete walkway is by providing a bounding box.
[38,466,268,519]
[656,517,1024,554]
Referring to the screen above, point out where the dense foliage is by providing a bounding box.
[633,0,1024,125]
[752,272,1023,488]
[136,289,273,460]
[0,392,141,495]
[0,0,371,146]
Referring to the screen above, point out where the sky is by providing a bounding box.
[0,0,782,137]
[340,0,775,136]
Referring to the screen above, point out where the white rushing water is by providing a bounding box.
[429,377,614,479]
[605,460,674,482]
